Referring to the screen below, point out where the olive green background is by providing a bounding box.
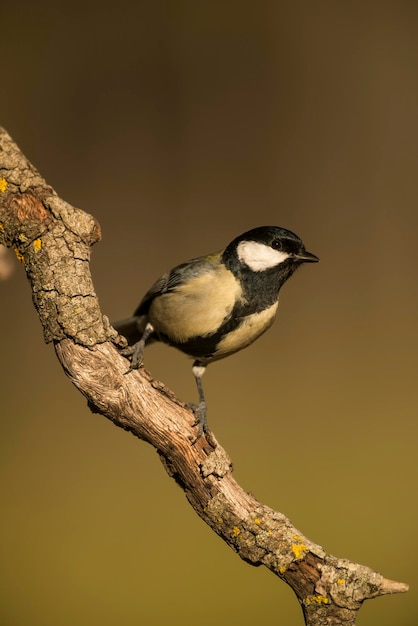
[1,2,417,625]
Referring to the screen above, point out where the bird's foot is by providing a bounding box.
[187,401,209,444]
[120,321,154,372]
[120,340,145,372]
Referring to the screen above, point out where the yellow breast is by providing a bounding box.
[149,264,242,342]
[213,301,279,360]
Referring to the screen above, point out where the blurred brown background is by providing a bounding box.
[1,1,417,625]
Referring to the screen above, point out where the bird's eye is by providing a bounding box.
[271,239,283,251]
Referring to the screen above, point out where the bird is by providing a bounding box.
[113,226,319,440]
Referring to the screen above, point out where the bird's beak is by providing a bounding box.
[295,250,320,263]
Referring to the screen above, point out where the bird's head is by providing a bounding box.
[222,226,319,275]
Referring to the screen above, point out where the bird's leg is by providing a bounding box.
[121,322,154,371]
[189,361,209,441]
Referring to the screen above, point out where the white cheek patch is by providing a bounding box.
[237,240,290,271]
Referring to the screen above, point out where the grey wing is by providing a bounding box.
[134,252,221,316]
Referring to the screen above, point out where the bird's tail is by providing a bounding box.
[112,315,150,346]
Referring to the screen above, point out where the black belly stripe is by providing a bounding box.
[158,308,242,360]
[157,293,277,361]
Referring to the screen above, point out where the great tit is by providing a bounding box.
[113,226,319,439]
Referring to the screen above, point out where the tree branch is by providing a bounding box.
[0,127,408,625]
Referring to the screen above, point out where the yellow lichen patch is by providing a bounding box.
[254,518,261,525]
[18,233,27,242]
[232,526,241,537]
[293,534,303,541]
[14,248,25,264]
[217,517,223,524]
[279,565,287,574]
[0,223,4,230]
[291,542,307,559]
[267,529,273,535]
[304,595,330,606]
[337,579,345,585]
[0,178,8,193]
[33,238,42,252]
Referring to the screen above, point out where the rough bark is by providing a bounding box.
[0,127,408,625]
